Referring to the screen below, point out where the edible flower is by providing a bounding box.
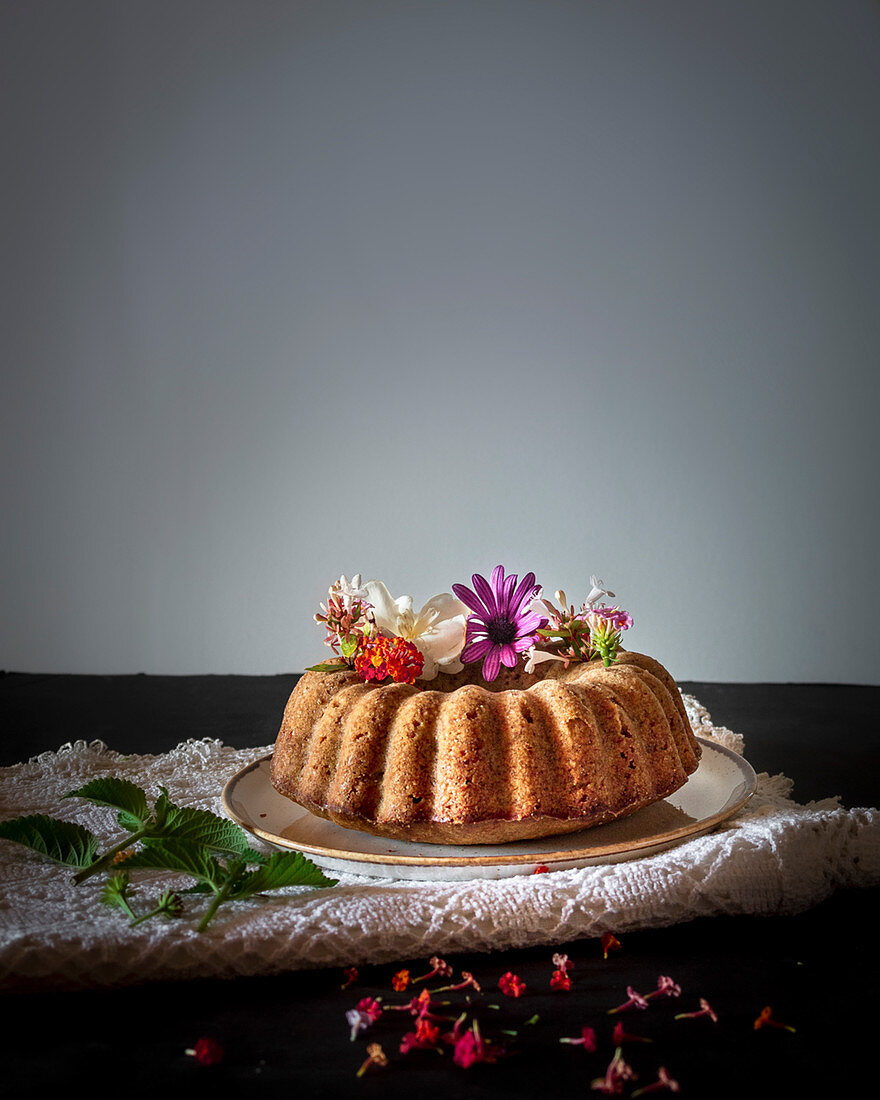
[560,1025,598,1051]
[356,1042,388,1077]
[498,971,527,998]
[341,966,359,990]
[608,986,649,1014]
[314,574,373,659]
[354,635,424,685]
[674,997,718,1023]
[601,932,622,959]
[400,1017,443,1054]
[632,1067,681,1095]
[412,956,454,983]
[612,1022,653,1045]
[185,1037,224,1066]
[591,1047,637,1094]
[453,566,548,682]
[550,953,573,991]
[452,1019,503,1068]
[753,1006,796,1032]
[346,997,383,1040]
[644,975,681,1001]
[526,578,632,670]
[364,581,468,680]
[392,969,411,992]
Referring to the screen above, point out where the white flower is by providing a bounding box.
[328,574,372,614]
[363,580,468,680]
[524,646,568,675]
[585,575,615,608]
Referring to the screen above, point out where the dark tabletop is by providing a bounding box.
[1,672,878,1098]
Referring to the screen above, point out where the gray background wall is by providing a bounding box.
[1,0,878,684]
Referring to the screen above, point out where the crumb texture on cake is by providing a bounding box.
[269,651,701,844]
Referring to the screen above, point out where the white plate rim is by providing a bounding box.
[221,736,757,869]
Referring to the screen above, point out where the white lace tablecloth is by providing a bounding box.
[1,696,878,991]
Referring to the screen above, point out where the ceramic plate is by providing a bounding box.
[221,737,756,882]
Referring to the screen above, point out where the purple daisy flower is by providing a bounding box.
[452,565,548,682]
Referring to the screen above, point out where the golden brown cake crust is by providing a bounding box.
[269,651,701,845]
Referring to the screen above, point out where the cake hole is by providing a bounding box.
[411,796,423,804]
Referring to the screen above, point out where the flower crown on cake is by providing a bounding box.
[307,566,633,687]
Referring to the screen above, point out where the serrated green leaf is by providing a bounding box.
[0,814,101,868]
[228,850,337,899]
[149,798,265,861]
[64,777,150,829]
[123,840,226,890]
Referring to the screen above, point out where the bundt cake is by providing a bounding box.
[270,649,701,845]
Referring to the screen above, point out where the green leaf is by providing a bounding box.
[150,797,266,861]
[228,850,337,899]
[123,840,226,890]
[64,777,150,831]
[0,814,101,868]
[304,660,351,673]
[100,873,136,918]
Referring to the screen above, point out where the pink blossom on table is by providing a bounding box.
[550,952,573,990]
[452,1020,503,1068]
[754,1005,796,1032]
[340,966,359,990]
[346,997,383,1041]
[559,1026,598,1052]
[498,971,527,998]
[612,1021,653,1045]
[412,956,454,983]
[355,1042,388,1077]
[433,970,482,994]
[608,986,649,1014]
[185,1037,224,1066]
[632,1066,681,1096]
[400,1017,443,1055]
[674,997,718,1023]
[591,1047,638,1094]
[550,969,572,991]
[644,975,681,1001]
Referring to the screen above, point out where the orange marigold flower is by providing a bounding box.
[392,968,411,992]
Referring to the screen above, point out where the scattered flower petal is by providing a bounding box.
[632,1066,681,1095]
[185,1037,224,1066]
[608,986,649,1014]
[674,997,718,1023]
[560,1026,598,1052]
[591,1047,637,1094]
[356,1042,388,1077]
[601,932,622,959]
[754,1006,796,1032]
